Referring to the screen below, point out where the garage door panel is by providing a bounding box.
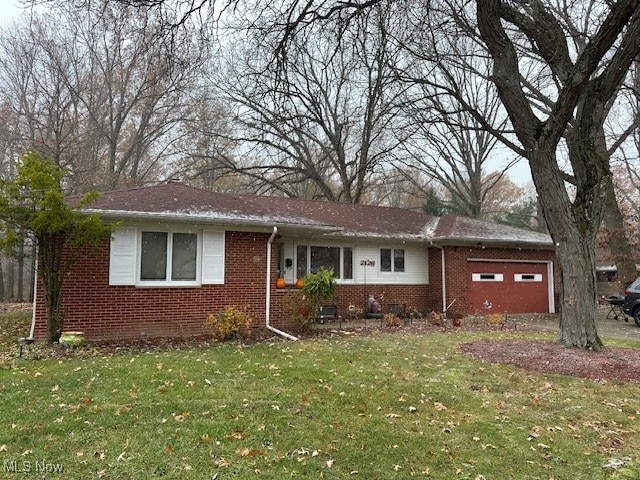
[467,262,549,314]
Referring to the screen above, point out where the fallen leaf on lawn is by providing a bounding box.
[0,445,7,452]
[51,385,59,392]
[97,469,107,478]
[200,434,211,443]
[386,413,402,418]
[434,402,447,411]
[326,459,334,468]
[236,447,261,457]
[173,411,190,422]
[117,452,126,462]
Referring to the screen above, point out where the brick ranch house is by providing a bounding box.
[32,182,556,342]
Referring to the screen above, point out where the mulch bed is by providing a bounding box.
[460,339,640,383]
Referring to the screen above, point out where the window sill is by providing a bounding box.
[136,281,202,288]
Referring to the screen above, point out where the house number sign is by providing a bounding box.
[360,260,376,266]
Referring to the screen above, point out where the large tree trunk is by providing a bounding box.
[554,231,601,349]
[529,150,603,350]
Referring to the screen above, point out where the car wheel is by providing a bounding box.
[634,307,640,327]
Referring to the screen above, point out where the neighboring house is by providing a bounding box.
[33,182,556,342]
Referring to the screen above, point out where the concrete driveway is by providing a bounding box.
[517,306,640,342]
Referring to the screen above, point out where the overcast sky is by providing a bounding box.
[0,0,23,25]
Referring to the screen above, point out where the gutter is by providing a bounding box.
[265,227,298,341]
[81,209,340,234]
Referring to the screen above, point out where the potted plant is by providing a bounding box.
[302,267,337,307]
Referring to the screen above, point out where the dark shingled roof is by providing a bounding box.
[80,182,553,247]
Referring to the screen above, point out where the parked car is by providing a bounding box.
[623,277,640,326]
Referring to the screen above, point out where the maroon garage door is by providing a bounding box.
[466,261,550,314]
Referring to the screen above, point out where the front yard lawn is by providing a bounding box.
[0,309,639,479]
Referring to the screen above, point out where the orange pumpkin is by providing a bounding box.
[276,278,286,289]
[295,278,304,289]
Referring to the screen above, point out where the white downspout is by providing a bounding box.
[266,227,299,341]
[432,244,447,314]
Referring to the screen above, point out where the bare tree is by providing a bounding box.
[397,63,519,218]
[0,2,207,192]
[605,58,640,287]
[474,0,640,349]
[169,91,244,191]
[210,3,405,202]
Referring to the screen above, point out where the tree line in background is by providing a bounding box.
[0,1,639,348]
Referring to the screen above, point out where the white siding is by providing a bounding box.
[354,245,428,284]
[288,239,428,285]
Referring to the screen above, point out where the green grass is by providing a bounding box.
[0,308,31,353]
[0,311,639,479]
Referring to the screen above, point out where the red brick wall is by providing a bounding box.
[34,234,556,342]
[427,245,557,317]
[35,231,273,342]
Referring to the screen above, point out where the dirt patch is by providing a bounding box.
[460,339,640,383]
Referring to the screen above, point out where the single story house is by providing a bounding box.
[33,182,556,342]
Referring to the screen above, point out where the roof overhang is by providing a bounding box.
[428,237,555,250]
[81,208,342,235]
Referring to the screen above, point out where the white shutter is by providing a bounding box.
[202,230,225,284]
[109,227,137,285]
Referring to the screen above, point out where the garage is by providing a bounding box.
[466,260,553,314]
